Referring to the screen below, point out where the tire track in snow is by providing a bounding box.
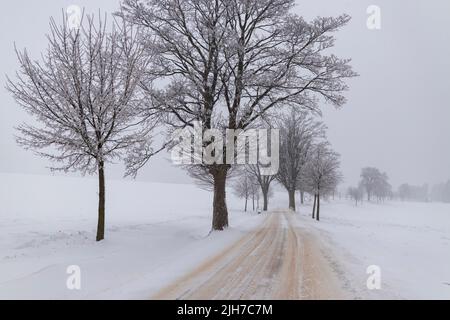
[153,211,349,300]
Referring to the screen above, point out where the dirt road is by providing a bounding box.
[154,211,348,300]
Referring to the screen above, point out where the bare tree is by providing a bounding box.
[246,164,276,211]
[248,178,260,211]
[232,169,257,211]
[397,184,409,202]
[6,13,152,241]
[185,164,237,191]
[276,109,325,211]
[360,167,390,202]
[185,165,216,192]
[347,185,364,206]
[305,142,342,221]
[298,188,307,205]
[373,172,392,202]
[119,0,356,230]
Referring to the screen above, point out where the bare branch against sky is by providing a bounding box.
[1,0,450,187]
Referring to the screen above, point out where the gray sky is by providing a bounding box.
[1,0,449,188]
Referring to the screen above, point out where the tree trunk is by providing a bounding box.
[211,166,229,230]
[316,193,320,221]
[300,191,304,205]
[262,188,269,211]
[252,195,255,211]
[312,194,317,219]
[288,189,296,211]
[244,197,248,212]
[96,160,105,242]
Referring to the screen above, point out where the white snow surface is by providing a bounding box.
[1,173,450,299]
[295,199,450,300]
[0,173,265,299]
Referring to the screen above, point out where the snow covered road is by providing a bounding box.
[154,211,349,300]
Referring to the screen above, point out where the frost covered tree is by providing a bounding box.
[232,170,258,211]
[276,109,325,211]
[248,176,260,211]
[373,173,392,202]
[185,165,237,192]
[6,14,152,241]
[360,167,380,201]
[397,184,410,201]
[305,142,342,221]
[360,167,390,202]
[119,0,356,230]
[246,164,276,211]
[347,185,363,206]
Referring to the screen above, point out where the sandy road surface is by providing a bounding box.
[154,211,348,300]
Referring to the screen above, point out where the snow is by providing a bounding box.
[0,173,264,299]
[294,199,450,299]
[1,172,450,299]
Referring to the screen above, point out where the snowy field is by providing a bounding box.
[295,199,450,299]
[1,173,450,299]
[0,173,265,299]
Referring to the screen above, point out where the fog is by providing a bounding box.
[1,0,449,188]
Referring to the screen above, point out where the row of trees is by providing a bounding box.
[348,175,450,205]
[347,167,392,205]
[232,169,274,212]
[397,183,429,202]
[306,142,341,220]
[232,108,343,221]
[430,181,450,203]
[7,0,356,240]
[397,182,450,203]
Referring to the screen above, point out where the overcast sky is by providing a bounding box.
[1,0,449,188]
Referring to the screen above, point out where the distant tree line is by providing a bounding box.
[346,169,450,205]
[397,183,429,202]
[398,181,450,203]
[347,167,392,205]
[233,107,342,221]
[430,181,450,203]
